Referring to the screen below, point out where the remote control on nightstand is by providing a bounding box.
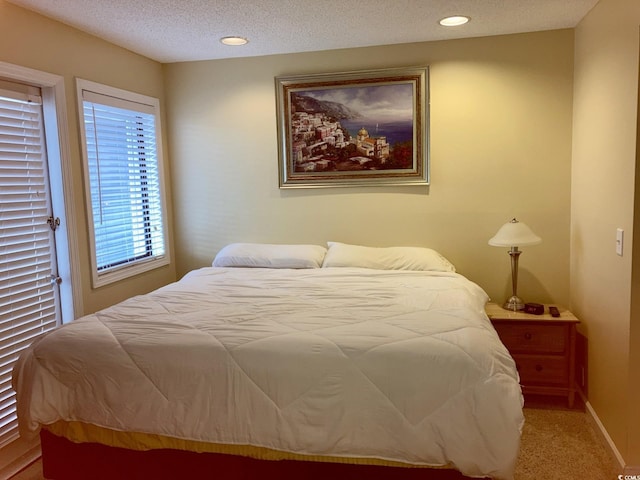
[548,306,560,317]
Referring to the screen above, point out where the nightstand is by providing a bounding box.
[485,302,580,407]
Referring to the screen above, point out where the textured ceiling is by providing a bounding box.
[8,0,599,63]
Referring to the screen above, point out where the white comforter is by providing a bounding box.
[13,267,523,479]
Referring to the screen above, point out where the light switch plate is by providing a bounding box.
[616,228,624,256]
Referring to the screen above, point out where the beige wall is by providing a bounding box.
[164,30,574,306]
[0,1,176,314]
[572,0,640,466]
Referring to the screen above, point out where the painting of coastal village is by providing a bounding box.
[288,82,415,174]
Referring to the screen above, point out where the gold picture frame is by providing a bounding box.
[275,66,429,188]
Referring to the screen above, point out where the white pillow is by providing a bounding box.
[321,242,456,272]
[213,243,327,269]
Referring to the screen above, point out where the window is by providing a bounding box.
[77,79,169,287]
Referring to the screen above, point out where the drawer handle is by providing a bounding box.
[535,364,543,372]
[524,332,532,340]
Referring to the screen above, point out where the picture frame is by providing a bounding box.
[275,66,429,188]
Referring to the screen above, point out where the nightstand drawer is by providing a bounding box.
[513,355,568,386]
[493,323,567,354]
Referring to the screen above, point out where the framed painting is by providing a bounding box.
[275,66,429,188]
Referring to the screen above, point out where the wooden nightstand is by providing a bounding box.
[485,302,580,407]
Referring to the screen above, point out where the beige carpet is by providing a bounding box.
[515,402,620,479]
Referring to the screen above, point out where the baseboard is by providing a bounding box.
[581,392,626,473]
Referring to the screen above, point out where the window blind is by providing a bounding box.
[81,91,166,277]
[0,84,59,447]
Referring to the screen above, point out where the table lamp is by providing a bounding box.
[489,218,541,311]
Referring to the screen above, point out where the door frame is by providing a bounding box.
[0,61,82,322]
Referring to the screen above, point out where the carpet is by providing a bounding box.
[516,404,620,479]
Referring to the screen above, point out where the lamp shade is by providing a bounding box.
[488,218,541,247]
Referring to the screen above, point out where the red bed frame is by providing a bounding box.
[40,429,480,480]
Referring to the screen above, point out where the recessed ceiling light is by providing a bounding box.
[439,16,470,27]
[220,36,249,46]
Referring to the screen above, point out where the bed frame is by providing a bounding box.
[40,429,480,480]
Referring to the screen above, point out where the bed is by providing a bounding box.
[12,242,524,480]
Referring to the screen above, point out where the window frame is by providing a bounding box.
[76,78,170,288]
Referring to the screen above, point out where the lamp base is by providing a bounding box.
[502,295,525,311]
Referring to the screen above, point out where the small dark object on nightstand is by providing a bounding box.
[524,302,544,315]
[548,306,560,317]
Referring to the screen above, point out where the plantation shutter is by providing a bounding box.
[0,81,59,447]
[81,90,166,276]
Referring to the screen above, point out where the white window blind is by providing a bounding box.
[0,83,59,447]
[78,82,168,287]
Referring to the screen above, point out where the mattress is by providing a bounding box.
[13,267,524,479]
